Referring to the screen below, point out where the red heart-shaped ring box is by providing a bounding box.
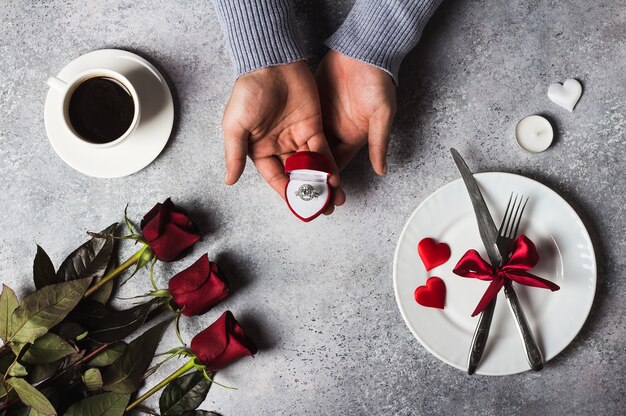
[284,151,331,222]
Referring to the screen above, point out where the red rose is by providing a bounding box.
[140,198,201,262]
[168,254,229,316]
[190,311,257,371]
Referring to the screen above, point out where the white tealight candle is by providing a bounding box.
[515,115,554,153]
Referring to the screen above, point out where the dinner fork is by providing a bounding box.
[499,194,544,371]
[468,193,525,374]
[496,194,528,261]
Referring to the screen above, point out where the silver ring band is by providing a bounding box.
[295,184,320,201]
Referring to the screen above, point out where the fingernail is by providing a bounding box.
[382,163,388,176]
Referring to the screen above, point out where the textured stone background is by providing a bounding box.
[1,0,625,415]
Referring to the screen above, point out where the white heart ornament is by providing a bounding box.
[547,78,582,112]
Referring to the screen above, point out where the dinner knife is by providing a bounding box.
[450,148,503,375]
[450,148,544,373]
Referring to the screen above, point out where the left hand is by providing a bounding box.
[315,50,397,176]
[220,61,345,215]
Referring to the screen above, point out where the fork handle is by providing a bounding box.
[503,282,544,371]
[467,297,497,375]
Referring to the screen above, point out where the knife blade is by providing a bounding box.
[450,149,502,266]
[450,148,502,375]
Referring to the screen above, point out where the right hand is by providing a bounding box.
[221,61,345,215]
[315,50,397,176]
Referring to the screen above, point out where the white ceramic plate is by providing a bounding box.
[44,49,174,178]
[393,172,596,375]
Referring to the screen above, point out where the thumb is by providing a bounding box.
[222,122,249,185]
[367,109,395,176]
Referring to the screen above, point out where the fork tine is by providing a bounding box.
[505,194,519,238]
[498,193,514,235]
[512,196,528,238]
[508,195,522,239]
[496,193,530,263]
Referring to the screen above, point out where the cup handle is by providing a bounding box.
[47,76,68,93]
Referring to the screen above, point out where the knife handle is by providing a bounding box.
[503,282,544,371]
[467,297,497,375]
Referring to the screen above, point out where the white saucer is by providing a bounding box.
[44,49,174,178]
[393,173,596,375]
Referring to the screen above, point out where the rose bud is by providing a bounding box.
[190,311,257,371]
[140,198,201,262]
[168,254,229,316]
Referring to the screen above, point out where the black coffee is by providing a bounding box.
[68,77,135,144]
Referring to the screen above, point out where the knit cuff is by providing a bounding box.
[325,0,443,83]
[213,0,306,76]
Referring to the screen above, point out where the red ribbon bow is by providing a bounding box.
[453,234,560,317]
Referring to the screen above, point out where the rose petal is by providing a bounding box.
[148,222,201,262]
[190,311,257,371]
[169,255,229,316]
[191,312,229,364]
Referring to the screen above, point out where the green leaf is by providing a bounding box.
[27,362,61,384]
[56,224,117,284]
[3,385,58,416]
[9,278,91,344]
[70,300,110,324]
[63,392,129,416]
[33,246,56,290]
[65,350,85,366]
[82,368,103,391]
[6,377,57,416]
[31,385,76,416]
[67,300,109,334]
[53,322,87,341]
[86,299,158,344]
[102,321,169,393]
[91,236,121,305]
[1,284,19,342]
[87,342,126,367]
[9,361,29,377]
[89,280,114,305]
[21,333,76,364]
[159,372,212,416]
[0,349,16,373]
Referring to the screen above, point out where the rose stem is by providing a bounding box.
[84,250,143,297]
[0,343,111,412]
[39,342,111,386]
[39,302,169,393]
[126,358,196,411]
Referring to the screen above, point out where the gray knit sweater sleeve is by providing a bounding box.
[325,0,443,82]
[212,0,305,75]
[212,0,442,81]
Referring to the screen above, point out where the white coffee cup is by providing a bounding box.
[47,68,141,148]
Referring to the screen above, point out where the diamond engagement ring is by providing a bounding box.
[295,184,319,201]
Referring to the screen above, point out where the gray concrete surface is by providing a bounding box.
[1,0,625,415]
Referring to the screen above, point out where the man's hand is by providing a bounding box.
[222,61,345,214]
[315,50,397,176]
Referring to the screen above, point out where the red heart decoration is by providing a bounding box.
[414,277,446,309]
[417,238,451,271]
